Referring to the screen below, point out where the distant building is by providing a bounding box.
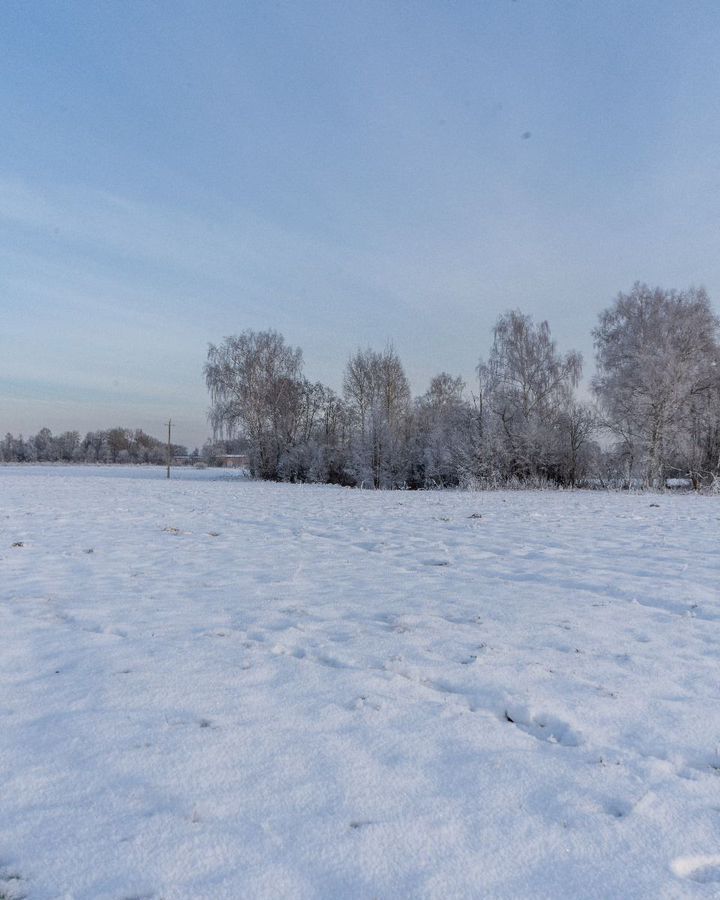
[216,454,250,469]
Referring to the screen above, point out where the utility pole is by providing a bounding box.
[166,419,173,479]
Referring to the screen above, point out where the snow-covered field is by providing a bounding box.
[1,466,719,899]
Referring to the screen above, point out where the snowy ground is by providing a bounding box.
[1,466,719,899]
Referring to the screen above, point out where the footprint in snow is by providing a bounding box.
[0,868,23,899]
[603,798,633,819]
[271,643,306,660]
[349,695,380,711]
[671,855,720,883]
[504,706,582,747]
[316,655,351,669]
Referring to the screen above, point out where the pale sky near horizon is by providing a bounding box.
[2,0,720,449]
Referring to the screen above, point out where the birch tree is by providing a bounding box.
[205,329,305,479]
[593,284,720,487]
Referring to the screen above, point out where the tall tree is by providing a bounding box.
[479,310,582,482]
[413,373,468,487]
[593,284,720,487]
[205,329,305,479]
[343,344,411,487]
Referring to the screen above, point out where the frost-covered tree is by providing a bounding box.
[343,344,411,487]
[76,428,171,464]
[193,295,720,490]
[205,330,305,479]
[478,310,583,483]
[33,427,56,461]
[2,433,17,462]
[276,383,353,484]
[593,284,720,487]
[555,402,597,487]
[411,373,470,487]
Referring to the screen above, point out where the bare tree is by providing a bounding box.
[593,284,720,488]
[413,373,469,487]
[205,330,305,479]
[196,292,719,492]
[343,344,411,487]
[556,402,597,487]
[478,310,582,483]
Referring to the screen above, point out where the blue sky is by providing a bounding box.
[2,0,719,448]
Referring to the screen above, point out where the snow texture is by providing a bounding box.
[1,466,719,899]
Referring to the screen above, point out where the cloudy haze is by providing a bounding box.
[2,0,719,449]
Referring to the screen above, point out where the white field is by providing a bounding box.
[1,466,719,899]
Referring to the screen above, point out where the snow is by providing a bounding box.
[1,466,719,899]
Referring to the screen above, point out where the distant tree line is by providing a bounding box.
[205,284,720,490]
[0,427,189,465]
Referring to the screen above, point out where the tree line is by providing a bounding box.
[205,284,720,490]
[0,427,189,465]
